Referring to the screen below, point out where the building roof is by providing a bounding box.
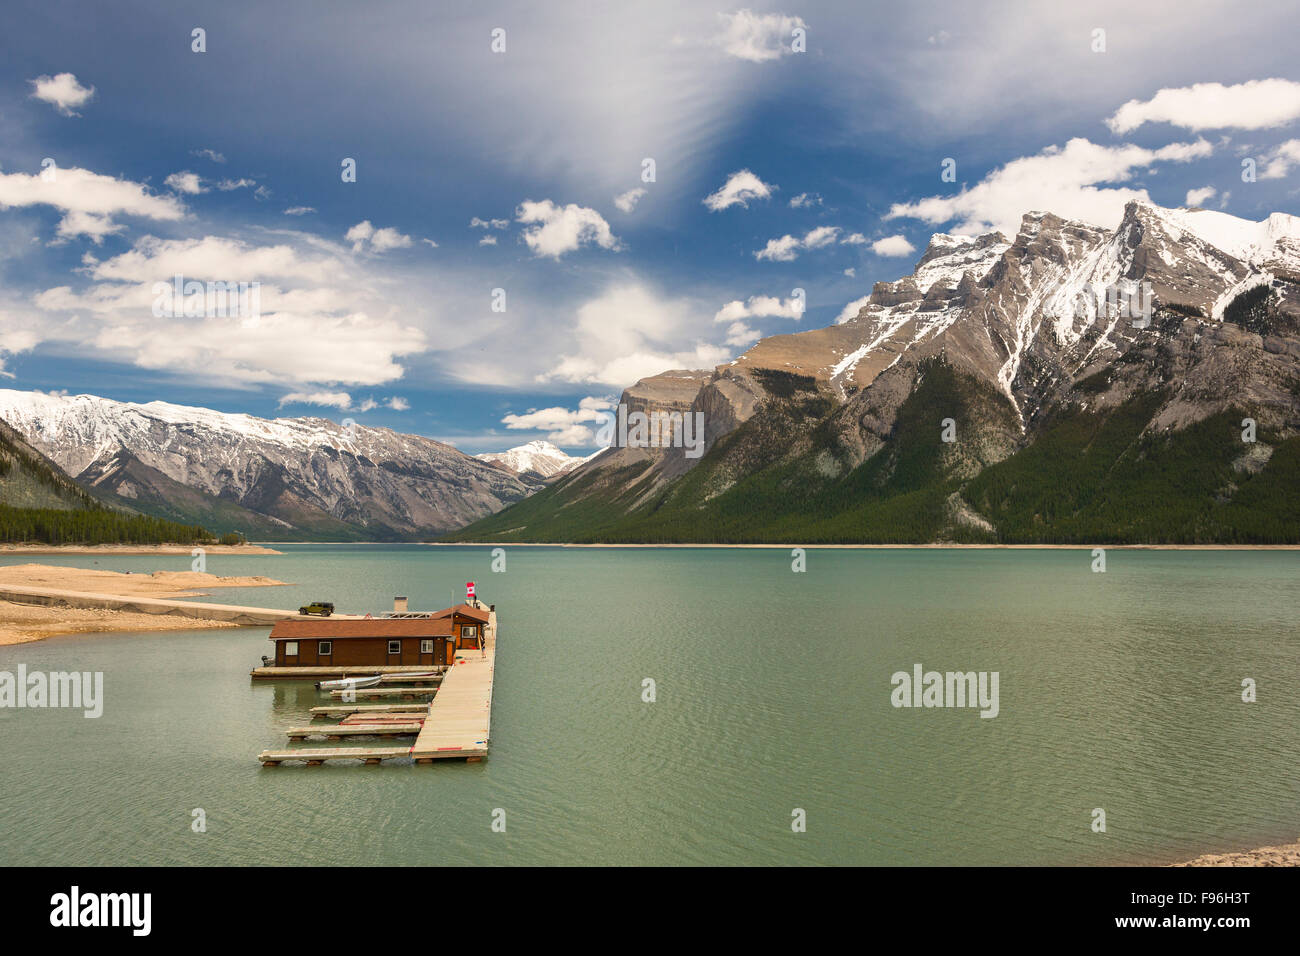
[269,617,455,641]
[439,603,491,623]
[268,603,489,641]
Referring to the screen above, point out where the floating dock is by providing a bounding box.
[258,609,497,767]
[249,665,445,681]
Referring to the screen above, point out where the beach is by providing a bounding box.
[0,563,288,645]
[0,543,281,555]
[1173,840,1300,867]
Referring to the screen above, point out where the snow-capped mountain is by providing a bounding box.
[0,391,538,539]
[475,440,595,479]
[451,200,1300,543]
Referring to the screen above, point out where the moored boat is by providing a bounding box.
[314,674,382,691]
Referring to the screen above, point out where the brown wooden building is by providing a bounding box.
[267,603,490,668]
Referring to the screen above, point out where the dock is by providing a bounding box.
[257,608,498,766]
[328,686,438,699]
[250,665,445,681]
[409,611,496,762]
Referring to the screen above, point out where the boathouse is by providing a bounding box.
[267,602,490,668]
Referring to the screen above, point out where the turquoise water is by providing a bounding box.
[0,544,1297,865]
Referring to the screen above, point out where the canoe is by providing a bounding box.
[315,675,383,691]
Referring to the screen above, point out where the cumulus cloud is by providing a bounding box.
[279,390,353,410]
[470,216,509,229]
[542,282,729,386]
[614,187,647,213]
[1108,79,1300,134]
[835,294,871,325]
[478,235,497,246]
[346,220,413,253]
[754,226,841,261]
[165,171,205,195]
[1260,139,1300,179]
[789,192,822,208]
[703,168,776,211]
[884,137,1214,237]
[34,231,427,388]
[516,199,621,258]
[502,396,614,445]
[0,166,185,243]
[712,10,806,62]
[713,293,805,323]
[871,234,917,256]
[28,73,95,115]
[1184,185,1217,207]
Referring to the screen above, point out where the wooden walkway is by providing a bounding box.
[409,610,496,762]
[0,584,366,626]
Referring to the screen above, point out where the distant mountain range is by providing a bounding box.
[0,391,540,540]
[449,201,1300,544]
[475,440,598,480]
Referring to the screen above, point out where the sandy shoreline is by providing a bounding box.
[0,564,288,645]
[1172,839,1300,866]
[0,543,281,555]
[428,542,1300,550]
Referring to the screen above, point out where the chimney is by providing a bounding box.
[393,596,408,613]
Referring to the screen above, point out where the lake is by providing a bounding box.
[1,544,1297,865]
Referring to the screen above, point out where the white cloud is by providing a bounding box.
[836,294,871,325]
[502,396,613,446]
[840,232,867,245]
[279,390,353,410]
[843,267,855,277]
[0,166,185,243]
[723,321,762,347]
[754,226,843,261]
[885,137,1214,237]
[614,187,647,213]
[543,282,730,386]
[1184,185,1217,207]
[703,168,776,211]
[871,234,917,256]
[789,192,822,208]
[284,206,316,216]
[754,235,800,262]
[479,235,498,246]
[1108,79,1300,134]
[216,178,256,191]
[516,199,621,258]
[28,73,95,116]
[713,293,804,323]
[165,171,206,195]
[1260,139,1300,179]
[346,220,413,253]
[33,230,427,388]
[191,148,226,164]
[470,216,509,229]
[713,10,806,62]
[387,396,410,411]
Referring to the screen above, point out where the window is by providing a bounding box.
[285,641,298,656]
[318,641,332,655]
[420,640,434,654]
[461,625,477,640]
[388,640,401,655]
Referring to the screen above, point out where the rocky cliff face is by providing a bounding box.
[0,391,538,539]
[450,201,1300,544]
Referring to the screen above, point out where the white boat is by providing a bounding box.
[314,674,383,691]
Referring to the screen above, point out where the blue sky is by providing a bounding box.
[2,0,1299,453]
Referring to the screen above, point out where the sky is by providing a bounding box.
[2,0,1299,454]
